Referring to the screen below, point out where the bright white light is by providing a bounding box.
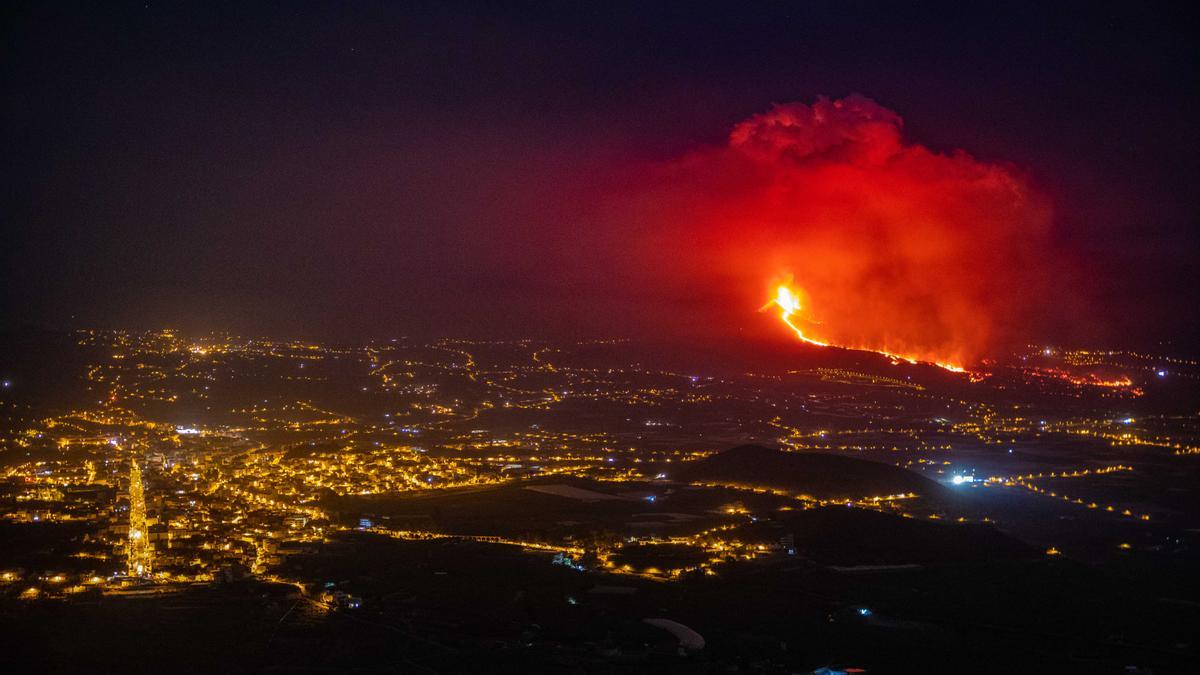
[951,475,976,485]
[175,426,201,435]
[1122,418,1135,424]
[1157,370,1167,377]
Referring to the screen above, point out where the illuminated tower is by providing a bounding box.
[127,459,152,577]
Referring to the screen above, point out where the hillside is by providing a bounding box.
[676,444,948,500]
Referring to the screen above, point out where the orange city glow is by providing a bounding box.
[763,282,967,373]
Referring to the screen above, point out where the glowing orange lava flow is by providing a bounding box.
[1024,367,1137,390]
[762,285,830,348]
[762,284,967,374]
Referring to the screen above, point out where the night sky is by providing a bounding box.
[4,2,1196,352]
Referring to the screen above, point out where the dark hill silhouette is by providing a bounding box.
[740,505,1035,565]
[676,444,948,500]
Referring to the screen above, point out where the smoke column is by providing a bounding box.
[635,95,1066,367]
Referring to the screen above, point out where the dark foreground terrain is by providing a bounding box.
[2,523,1195,674]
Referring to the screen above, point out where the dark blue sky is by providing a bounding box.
[3,1,1196,348]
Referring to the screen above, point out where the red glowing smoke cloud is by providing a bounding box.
[636,95,1065,367]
